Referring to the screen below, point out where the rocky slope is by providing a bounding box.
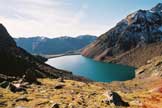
[82,3,162,67]
[0,71,162,108]
[136,55,162,78]
[15,35,96,55]
[0,24,85,83]
[106,42,162,67]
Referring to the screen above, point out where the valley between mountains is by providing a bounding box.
[0,3,162,108]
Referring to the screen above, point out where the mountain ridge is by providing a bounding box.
[82,3,162,67]
[15,35,97,55]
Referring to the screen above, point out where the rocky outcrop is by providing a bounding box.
[0,24,83,83]
[136,55,162,78]
[82,3,162,67]
[103,90,129,107]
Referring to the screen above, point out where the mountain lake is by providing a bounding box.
[46,55,135,82]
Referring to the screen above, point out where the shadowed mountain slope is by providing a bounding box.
[0,24,85,83]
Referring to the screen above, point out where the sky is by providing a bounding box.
[0,0,161,38]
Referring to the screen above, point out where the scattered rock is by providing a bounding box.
[57,77,64,83]
[15,106,28,108]
[136,68,145,75]
[40,90,46,93]
[147,60,151,64]
[12,102,16,107]
[89,92,97,96]
[14,82,30,88]
[71,90,79,94]
[0,81,27,93]
[0,101,7,107]
[36,100,49,106]
[0,94,3,98]
[0,81,10,88]
[68,103,75,108]
[15,96,29,102]
[51,103,60,108]
[154,60,162,66]
[7,83,27,93]
[104,91,129,107]
[54,84,65,89]
[130,100,143,106]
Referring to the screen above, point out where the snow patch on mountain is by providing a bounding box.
[151,3,162,12]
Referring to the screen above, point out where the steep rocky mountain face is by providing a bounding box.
[82,3,162,67]
[0,24,83,83]
[15,35,96,55]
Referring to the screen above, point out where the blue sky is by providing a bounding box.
[0,0,161,38]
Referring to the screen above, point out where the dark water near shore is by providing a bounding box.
[46,55,135,82]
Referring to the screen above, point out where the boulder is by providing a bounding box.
[54,84,65,89]
[104,91,129,107]
[51,103,60,108]
[15,96,29,102]
[0,81,10,88]
[0,101,7,107]
[0,81,27,93]
[7,83,27,93]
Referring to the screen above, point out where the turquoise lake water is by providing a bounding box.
[46,55,135,82]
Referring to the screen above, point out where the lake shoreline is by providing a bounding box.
[45,53,136,69]
[43,52,81,59]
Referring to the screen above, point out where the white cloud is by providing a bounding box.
[0,0,110,37]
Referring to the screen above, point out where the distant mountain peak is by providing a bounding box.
[151,3,162,12]
[125,3,162,26]
[82,3,162,63]
[126,8,161,26]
